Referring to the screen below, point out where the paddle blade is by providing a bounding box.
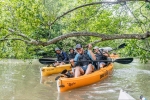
[39,58,55,64]
[61,69,67,74]
[118,43,127,49]
[114,58,133,64]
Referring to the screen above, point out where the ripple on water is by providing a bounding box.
[114,66,150,79]
[90,89,116,94]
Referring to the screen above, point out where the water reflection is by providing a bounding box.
[0,59,150,100]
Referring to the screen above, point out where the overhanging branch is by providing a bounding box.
[1,31,150,46]
[43,31,150,46]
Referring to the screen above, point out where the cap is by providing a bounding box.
[93,46,99,50]
[75,44,82,49]
[55,47,60,51]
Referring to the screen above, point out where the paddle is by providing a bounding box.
[39,58,55,65]
[100,43,127,52]
[39,58,133,65]
[113,43,127,51]
[55,69,73,80]
[55,69,68,80]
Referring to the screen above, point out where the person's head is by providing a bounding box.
[93,46,99,53]
[69,48,74,53]
[103,51,109,57]
[75,44,84,54]
[55,47,61,54]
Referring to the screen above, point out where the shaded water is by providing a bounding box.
[0,59,150,100]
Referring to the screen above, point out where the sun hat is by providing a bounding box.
[93,46,99,50]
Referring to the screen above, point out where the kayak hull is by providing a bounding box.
[40,64,72,76]
[57,63,113,92]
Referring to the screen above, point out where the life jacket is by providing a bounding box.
[75,50,92,66]
[56,52,68,61]
[95,50,107,62]
[69,52,77,60]
[95,50,109,69]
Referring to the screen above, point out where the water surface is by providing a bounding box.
[0,59,149,100]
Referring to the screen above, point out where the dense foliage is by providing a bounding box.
[0,0,150,62]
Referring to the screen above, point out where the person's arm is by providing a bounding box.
[70,53,79,66]
[87,44,96,60]
[87,50,96,60]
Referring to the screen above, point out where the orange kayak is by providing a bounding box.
[40,64,71,76]
[110,53,119,59]
[57,63,113,92]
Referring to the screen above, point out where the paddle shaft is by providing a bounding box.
[39,58,133,64]
[40,60,113,63]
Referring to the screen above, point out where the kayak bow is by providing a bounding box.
[118,89,135,100]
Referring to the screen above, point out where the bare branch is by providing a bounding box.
[125,4,145,33]
[43,31,150,46]
[0,38,30,44]
[0,37,40,45]
[49,0,146,26]
[1,31,150,46]
[6,28,32,41]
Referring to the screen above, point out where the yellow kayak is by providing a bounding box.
[57,63,113,92]
[40,64,71,76]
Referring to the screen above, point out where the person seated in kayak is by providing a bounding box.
[70,44,96,77]
[102,51,110,57]
[93,46,108,69]
[68,48,77,60]
[54,47,69,66]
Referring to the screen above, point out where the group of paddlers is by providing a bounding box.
[54,44,112,78]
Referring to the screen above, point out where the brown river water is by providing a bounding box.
[0,59,150,100]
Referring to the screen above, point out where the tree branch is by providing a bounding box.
[42,31,150,46]
[1,31,150,46]
[0,37,40,45]
[125,4,145,33]
[6,28,32,41]
[49,0,146,26]
[0,38,30,44]
[135,43,150,52]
